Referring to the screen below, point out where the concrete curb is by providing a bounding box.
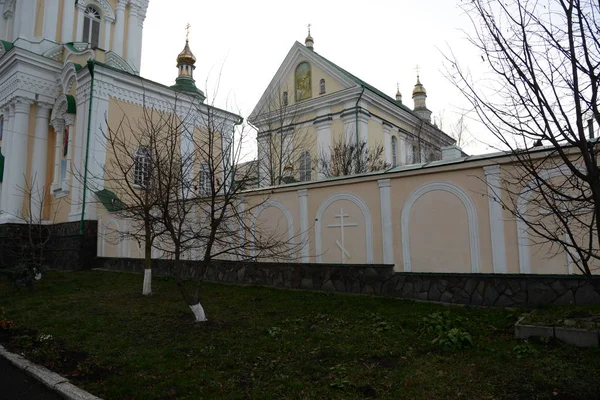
[515,317,600,348]
[0,344,103,400]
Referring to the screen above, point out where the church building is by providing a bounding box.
[0,1,240,268]
[249,31,456,186]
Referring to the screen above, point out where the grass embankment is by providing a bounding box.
[0,271,599,399]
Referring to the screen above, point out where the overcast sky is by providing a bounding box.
[140,0,493,157]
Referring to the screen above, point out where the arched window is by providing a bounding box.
[134,147,151,187]
[299,151,312,181]
[391,136,398,167]
[295,62,312,101]
[319,78,326,94]
[82,6,101,48]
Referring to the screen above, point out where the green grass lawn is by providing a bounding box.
[0,270,599,400]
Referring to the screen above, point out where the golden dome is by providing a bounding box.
[177,40,196,65]
[412,76,427,96]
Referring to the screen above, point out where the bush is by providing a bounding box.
[422,312,473,351]
[1,262,45,288]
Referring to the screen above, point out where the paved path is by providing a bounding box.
[0,357,62,400]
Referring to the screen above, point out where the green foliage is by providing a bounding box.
[423,311,473,351]
[513,342,539,359]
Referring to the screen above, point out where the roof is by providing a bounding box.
[299,42,424,118]
[95,189,125,212]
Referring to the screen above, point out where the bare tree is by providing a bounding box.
[108,88,302,322]
[447,0,600,275]
[450,112,472,149]
[317,136,391,178]
[250,85,314,186]
[1,176,61,287]
[96,100,177,296]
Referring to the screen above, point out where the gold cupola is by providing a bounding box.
[412,75,427,97]
[171,35,205,101]
[305,24,314,50]
[177,40,197,66]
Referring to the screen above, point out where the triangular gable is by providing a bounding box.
[249,42,359,121]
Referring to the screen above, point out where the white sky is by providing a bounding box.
[140,0,496,157]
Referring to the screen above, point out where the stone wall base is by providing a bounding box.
[0,221,97,271]
[98,258,600,307]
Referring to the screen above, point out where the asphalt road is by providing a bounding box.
[0,357,62,400]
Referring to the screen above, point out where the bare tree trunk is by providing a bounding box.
[142,223,152,295]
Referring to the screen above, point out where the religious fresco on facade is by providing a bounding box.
[295,62,312,101]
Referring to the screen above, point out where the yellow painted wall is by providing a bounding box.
[35,0,44,37]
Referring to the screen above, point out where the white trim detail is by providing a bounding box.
[401,182,481,273]
[297,189,309,262]
[315,192,374,264]
[60,62,80,94]
[79,0,115,20]
[378,179,394,267]
[251,199,295,258]
[484,165,507,273]
[516,165,574,274]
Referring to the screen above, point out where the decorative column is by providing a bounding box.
[50,118,64,191]
[4,8,13,42]
[103,17,114,51]
[136,8,147,74]
[3,98,32,221]
[42,0,60,41]
[113,0,126,57]
[484,165,507,273]
[297,189,309,262]
[126,3,140,72]
[358,113,369,146]
[256,135,269,187]
[15,0,36,39]
[75,2,85,42]
[378,179,394,267]
[399,132,407,164]
[61,0,75,43]
[0,104,14,214]
[383,123,392,165]
[29,104,52,220]
[314,116,332,180]
[63,115,76,188]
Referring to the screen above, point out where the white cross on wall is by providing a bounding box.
[327,208,358,264]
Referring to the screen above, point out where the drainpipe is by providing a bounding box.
[355,86,365,172]
[80,60,95,235]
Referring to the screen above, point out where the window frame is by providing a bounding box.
[133,146,151,188]
[319,78,326,94]
[299,151,312,182]
[198,162,211,197]
[82,5,101,48]
[391,136,398,167]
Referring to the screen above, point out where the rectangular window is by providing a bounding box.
[134,147,150,188]
[199,163,210,196]
[0,116,4,141]
[60,159,67,182]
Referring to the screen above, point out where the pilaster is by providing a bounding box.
[1,98,33,222]
[297,189,309,262]
[383,123,392,165]
[0,104,15,215]
[378,179,394,267]
[30,103,52,220]
[61,0,76,43]
[42,0,60,41]
[126,3,140,72]
[113,0,126,57]
[75,3,85,42]
[484,165,507,273]
[314,113,332,180]
[104,17,114,51]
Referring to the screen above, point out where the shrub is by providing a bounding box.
[422,311,473,351]
[0,307,14,330]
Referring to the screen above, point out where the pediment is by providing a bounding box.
[249,42,358,122]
